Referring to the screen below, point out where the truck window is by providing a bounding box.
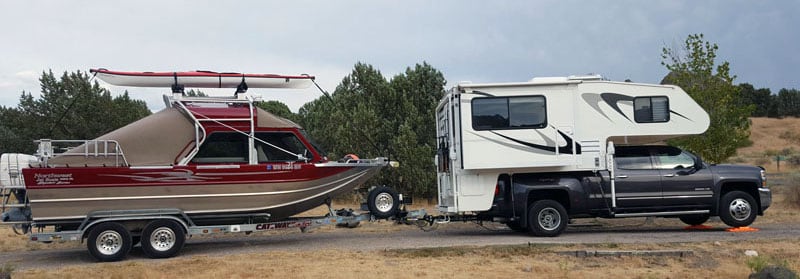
[655,151,695,169]
[615,154,654,169]
[192,132,248,163]
[472,96,546,130]
[634,96,669,123]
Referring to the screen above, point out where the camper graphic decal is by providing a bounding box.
[581,93,693,123]
[469,127,582,155]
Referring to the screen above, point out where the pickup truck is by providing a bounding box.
[488,145,772,236]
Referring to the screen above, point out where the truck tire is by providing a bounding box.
[367,186,399,219]
[678,214,710,226]
[87,222,132,262]
[719,191,757,228]
[141,219,186,259]
[527,200,568,237]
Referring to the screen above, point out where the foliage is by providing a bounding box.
[185,89,206,97]
[298,62,445,198]
[746,255,790,273]
[661,34,754,163]
[0,70,151,154]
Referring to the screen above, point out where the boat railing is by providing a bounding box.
[35,139,129,167]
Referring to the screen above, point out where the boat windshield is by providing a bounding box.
[299,129,327,160]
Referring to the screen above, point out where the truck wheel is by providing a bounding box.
[367,186,399,219]
[141,220,186,259]
[719,191,757,228]
[679,214,710,226]
[87,222,132,262]
[527,200,568,237]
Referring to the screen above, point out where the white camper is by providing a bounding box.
[435,75,710,214]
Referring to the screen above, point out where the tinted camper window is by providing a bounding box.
[472,96,546,130]
[634,96,669,123]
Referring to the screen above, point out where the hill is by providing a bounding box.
[732,117,800,172]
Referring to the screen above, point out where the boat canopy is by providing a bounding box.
[47,107,300,167]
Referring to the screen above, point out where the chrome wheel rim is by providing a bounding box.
[375,193,394,213]
[150,227,176,252]
[729,198,752,221]
[96,230,123,256]
[538,207,561,231]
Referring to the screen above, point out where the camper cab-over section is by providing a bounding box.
[435,76,711,214]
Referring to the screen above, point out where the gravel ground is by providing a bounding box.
[0,218,797,270]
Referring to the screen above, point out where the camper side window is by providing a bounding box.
[634,96,669,123]
[191,132,248,163]
[472,96,546,130]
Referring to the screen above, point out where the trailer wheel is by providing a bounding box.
[367,186,399,219]
[527,200,568,237]
[87,222,132,262]
[719,191,757,228]
[678,214,710,226]
[141,220,185,259]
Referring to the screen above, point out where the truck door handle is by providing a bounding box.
[663,174,675,177]
[616,175,628,179]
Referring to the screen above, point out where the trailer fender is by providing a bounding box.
[81,216,190,241]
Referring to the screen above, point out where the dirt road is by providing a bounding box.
[1,218,797,271]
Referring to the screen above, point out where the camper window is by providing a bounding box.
[191,132,248,163]
[634,96,669,123]
[472,96,546,130]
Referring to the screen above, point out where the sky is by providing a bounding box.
[1,1,798,112]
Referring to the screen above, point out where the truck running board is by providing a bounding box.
[613,210,709,218]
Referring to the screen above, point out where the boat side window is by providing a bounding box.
[472,96,546,130]
[255,132,308,162]
[634,96,669,123]
[191,132,248,163]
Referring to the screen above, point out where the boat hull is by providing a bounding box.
[23,160,387,223]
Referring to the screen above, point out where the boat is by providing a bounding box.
[2,69,391,226]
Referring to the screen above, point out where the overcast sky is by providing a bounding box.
[1,1,797,112]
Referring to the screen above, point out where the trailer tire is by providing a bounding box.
[719,190,757,228]
[141,219,185,259]
[367,186,399,219]
[87,222,132,262]
[527,200,568,237]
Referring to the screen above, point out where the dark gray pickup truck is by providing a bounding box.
[487,145,772,237]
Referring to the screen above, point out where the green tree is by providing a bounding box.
[661,34,754,163]
[738,83,774,117]
[298,62,446,198]
[776,88,800,118]
[0,70,151,154]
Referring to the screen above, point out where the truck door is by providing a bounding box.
[613,147,662,208]
[653,147,714,207]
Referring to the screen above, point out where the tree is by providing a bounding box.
[776,88,800,118]
[661,34,754,163]
[0,70,151,154]
[738,83,774,117]
[298,62,446,198]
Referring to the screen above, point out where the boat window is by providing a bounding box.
[255,132,308,162]
[634,96,669,123]
[472,96,546,130]
[191,132,248,163]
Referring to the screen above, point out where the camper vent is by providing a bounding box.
[567,74,604,81]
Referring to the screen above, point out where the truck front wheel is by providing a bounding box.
[527,200,568,237]
[719,190,757,228]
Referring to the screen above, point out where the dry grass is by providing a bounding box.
[736,117,800,172]
[11,240,800,279]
